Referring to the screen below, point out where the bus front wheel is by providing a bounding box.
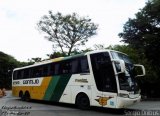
[76,93,90,110]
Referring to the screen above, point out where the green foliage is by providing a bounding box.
[119,0,160,71]
[47,52,67,59]
[46,48,93,59]
[37,11,98,56]
[107,45,140,63]
[28,57,43,63]
[0,52,19,88]
[119,0,160,86]
[108,45,159,83]
[0,51,34,89]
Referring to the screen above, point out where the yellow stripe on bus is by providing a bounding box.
[31,76,52,100]
[52,57,64,62]
[12,76,52,100]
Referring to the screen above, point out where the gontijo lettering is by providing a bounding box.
[23,79,39,85]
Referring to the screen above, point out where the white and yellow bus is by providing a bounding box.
[12,50,145,109]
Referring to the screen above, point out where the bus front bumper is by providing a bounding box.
[116,95,141,108]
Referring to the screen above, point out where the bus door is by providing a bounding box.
[90,52,117,108]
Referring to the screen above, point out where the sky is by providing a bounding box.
[0,0,147,61]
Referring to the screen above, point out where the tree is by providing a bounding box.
[118,0,160,98]
[37,11,98,56]
[0,52,19,89]
[119,0,160,75]
[47,52,67,59]
[28,57,42,63]
[46,48,93,59]
[0,51,34,89]
[107,45,160,98]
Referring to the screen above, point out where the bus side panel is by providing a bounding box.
[59,85,72,103]
[61,74,92,104]
[43,74,72,102]
[31,76,52,100]
[12,76,52,100]
[12,86,31,97]
[59,74,92,104]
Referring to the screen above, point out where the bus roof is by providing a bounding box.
[85,49,128,56]
[13,49,127,71]
[13,53,86,71]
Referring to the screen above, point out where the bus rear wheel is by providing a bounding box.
[24,91,30,102]
[19,91,25,101]
[76,93,90,110]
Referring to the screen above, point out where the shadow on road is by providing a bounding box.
[15,99,139,115]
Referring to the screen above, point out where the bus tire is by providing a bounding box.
[24,91,30,102]
[19,91,25,101]
[76,93,90,110]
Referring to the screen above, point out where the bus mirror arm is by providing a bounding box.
[134,64,146,77]
[112,59,125,74]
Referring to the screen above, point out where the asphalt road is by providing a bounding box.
[0,91,160,116]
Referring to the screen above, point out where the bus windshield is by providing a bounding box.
[111,51,139,92]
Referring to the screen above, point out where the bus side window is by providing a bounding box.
[20,70,24,79]
[61,60,72,74]
[71,59,78,74]
[23,69,30,79]
[13,71,17,80]
[49,63,60,76]
[80,56,89,73]
[42,64,49,77]
[29,68,33,78]
[49,63,54,76]
[55,63,60,75]
[32,68,36,77]
[17,71,20,79]
[32,66,43,77]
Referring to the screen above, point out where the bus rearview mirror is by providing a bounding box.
[134,64,145,77]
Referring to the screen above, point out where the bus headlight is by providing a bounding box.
[118,93,129,98]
